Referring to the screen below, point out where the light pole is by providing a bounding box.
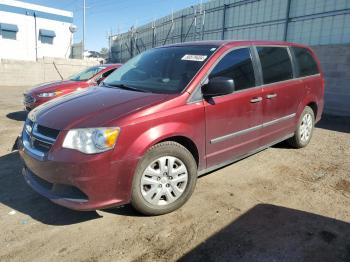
[83,0,86,59]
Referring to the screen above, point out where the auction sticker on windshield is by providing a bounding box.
[181,54,207,62]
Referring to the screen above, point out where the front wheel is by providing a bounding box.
[287,106,315,148]
[131,141,197,215]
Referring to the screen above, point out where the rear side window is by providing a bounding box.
[257,47,293,84]
[210,48,256,91]
[102,68,116,78]
[293,47,319,77]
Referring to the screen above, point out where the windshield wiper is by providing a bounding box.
[102,82,148,93]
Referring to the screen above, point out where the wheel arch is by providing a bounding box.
[307,101,318,119]
[125,122,205,171]
[296,94,319,121]
[157,136,199,167]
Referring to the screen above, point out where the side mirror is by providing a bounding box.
[202,76,235,97]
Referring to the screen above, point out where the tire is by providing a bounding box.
[131,141,197,215]
[287,106,315,148]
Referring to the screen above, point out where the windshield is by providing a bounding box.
[103,45,218,94]
[69,66,107,81]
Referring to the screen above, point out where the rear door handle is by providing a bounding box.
[266,93,277,99]
[250,97,263,103]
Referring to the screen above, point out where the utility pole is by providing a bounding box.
[109,29,112,62]
[83,0,86,59]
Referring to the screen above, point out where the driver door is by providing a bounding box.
[204,47,263,168]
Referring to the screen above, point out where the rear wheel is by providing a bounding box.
[131,141,197,215]
[287,106,315,148]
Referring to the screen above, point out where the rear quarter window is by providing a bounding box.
[292,47,319,77]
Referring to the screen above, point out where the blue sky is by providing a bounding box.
[24,0,202,51]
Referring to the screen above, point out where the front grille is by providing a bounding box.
[23,119,60,155]
[33,138,52,153]
[37,125,60,139]
[24,94,35,104]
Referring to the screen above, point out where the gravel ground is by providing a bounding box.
[0,85,349,262]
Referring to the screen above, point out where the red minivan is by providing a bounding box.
[18,41,324,215]
[23,64,121,111]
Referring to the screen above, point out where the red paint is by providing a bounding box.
[23,64,121,110]
[18,41,324,210]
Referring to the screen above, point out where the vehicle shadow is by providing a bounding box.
[11,136,20,151]
[6,110,27,122]
[316,114,350,133]
[103,204,142,217]
[180,204,350,262]
[0,152,101,225]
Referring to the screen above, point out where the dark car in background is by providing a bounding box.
[18,40,324,215]
[23,64,121,111]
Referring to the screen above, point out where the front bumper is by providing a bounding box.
[18,135,135,211]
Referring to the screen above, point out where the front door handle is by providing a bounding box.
[250,97,263,103]
[266,93,277,99]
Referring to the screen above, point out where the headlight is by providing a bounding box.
[38,91,63,97]
[62,127,120,154]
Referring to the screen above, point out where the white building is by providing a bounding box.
[0,0,74,61]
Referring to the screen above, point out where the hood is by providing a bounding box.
[28,87,173,130]
[27,80,84,94]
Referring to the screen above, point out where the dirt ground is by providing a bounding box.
[0,85,349,262]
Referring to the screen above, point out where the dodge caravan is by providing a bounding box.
[23,64,121,111]
[18,41,324,215]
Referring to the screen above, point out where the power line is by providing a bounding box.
[88,0,165,16]
[86,0,131,14]
[88,0,130,9]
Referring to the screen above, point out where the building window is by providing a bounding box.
[0,23,18,40]
[39,29,56,44]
